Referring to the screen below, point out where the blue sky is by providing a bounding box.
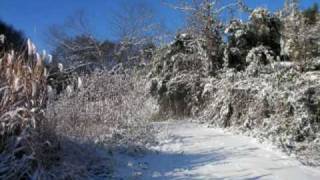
[0,0,318,51]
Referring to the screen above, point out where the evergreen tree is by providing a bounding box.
[303,3,319,25]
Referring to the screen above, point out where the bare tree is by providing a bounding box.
[109,1,169,65]
[163,0,245,74]
[163,0,244,35]
[110,1,168,44]
[112,2,152,40]
[46,10,105,70]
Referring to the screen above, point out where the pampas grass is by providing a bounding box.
[0,36,157,179]
[0,39,56,179]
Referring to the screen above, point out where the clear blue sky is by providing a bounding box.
[0,0,318,51]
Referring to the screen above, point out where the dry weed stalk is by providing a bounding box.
[0,38,57,179]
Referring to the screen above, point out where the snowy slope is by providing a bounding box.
[113,121,320,180]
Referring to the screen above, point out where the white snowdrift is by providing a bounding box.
[114,121,320,180]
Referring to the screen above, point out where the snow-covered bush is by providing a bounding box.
[224,8,281,71]
[146,4,320,166]
[0,34,157,178]
[199,68,320,166]
[47,70,158,152]
[280,4,320,65]
[149,34,208,117]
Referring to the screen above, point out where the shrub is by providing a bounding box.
[46,70,158,153]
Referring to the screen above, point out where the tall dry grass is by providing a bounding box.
[0,36,158,179]
[0,39,60,179]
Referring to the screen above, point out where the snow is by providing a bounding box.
[113,121,320,179]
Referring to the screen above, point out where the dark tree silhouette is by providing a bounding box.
[303,3,319,25]
[0,19,26,51]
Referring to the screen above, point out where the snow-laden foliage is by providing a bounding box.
[199,67,320,166]
[148,6,320,166]
[281,5,320,64]
[0,35,158,178]
[1,1,319,178]
[149,34,209,117]
[47,71,158,151]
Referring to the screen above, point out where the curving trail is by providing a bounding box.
[114,121,320,180]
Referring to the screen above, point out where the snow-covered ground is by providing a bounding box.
[113,121,320,180]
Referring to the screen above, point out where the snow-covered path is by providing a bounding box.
[114,121,320,180]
